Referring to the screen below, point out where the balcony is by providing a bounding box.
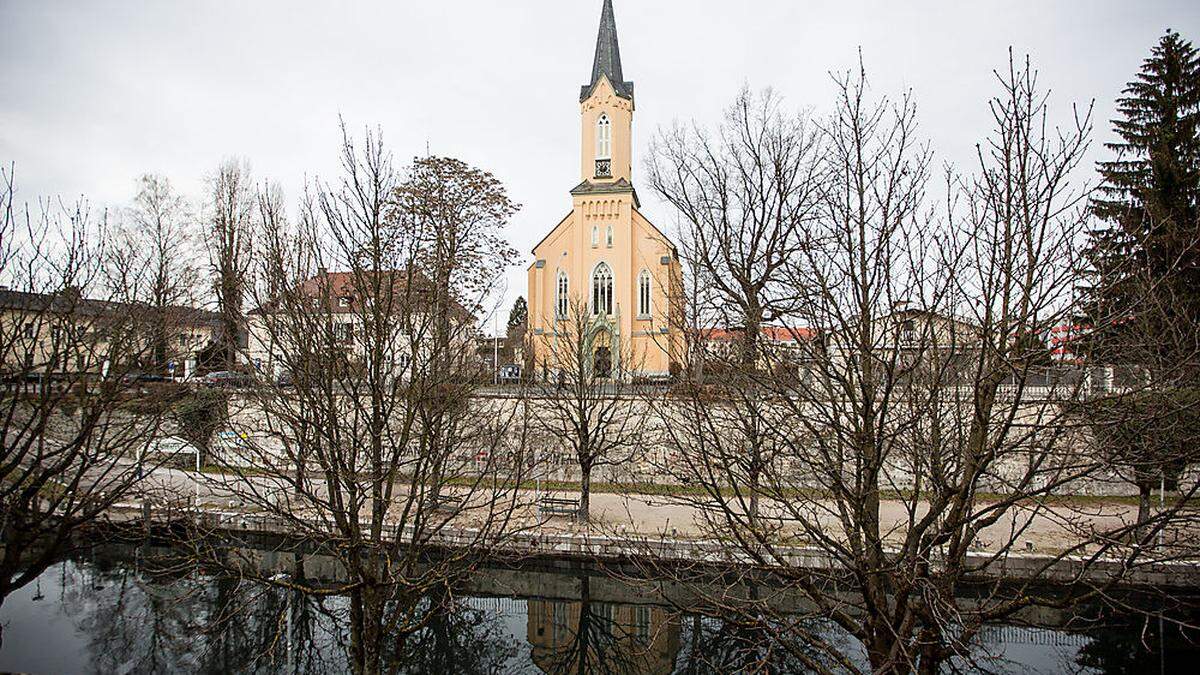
[594,159,612,178]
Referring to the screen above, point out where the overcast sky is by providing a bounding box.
[2,0,1198,331]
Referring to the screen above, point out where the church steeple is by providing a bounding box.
[577,0,635,185]
[581,0,634,103]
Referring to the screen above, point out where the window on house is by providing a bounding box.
[334,323,353,342]
[591,225,599,247]
[638,270,652,317]
[21,323,34,339]
[556,270,569,319]
[339,296,351,308]
[606,224,613,247]
[596,114,611,159]
[591,263,613,316]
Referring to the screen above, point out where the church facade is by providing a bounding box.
[526,0,684,380]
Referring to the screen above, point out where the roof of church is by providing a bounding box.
[569,177,641,207]
[580,0,634,103]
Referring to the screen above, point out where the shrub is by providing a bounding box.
[174,388,229,453]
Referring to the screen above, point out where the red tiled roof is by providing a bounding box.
[699,326,816,343]
[255,270,474,321]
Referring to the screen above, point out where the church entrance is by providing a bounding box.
[593,345,612,379]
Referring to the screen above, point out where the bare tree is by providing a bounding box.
[648,88,822,369]
[648,89,824,525]
[107,173,201,374]
[206,158,254,369]
[390,154,520,507]
[636,56,1198,674]
[0,166,171,637]
[530,298,644,521]
[391,155,519,331]
[177,128,534,675]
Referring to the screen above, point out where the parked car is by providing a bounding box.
[121,372,168,384]
[203,370,253,388]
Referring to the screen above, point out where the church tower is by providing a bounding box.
[525,0,683,380]
[578,0,634,185]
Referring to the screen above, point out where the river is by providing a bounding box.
[0,541,1195,674]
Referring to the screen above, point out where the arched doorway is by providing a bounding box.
[594,345,612,379]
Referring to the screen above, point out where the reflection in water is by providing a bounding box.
[672,613,859,674]
[528,576,679,674]
[1,545,1198,674]
[389,589,524,674]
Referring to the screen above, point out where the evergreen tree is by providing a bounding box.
[506,295,527,335]
[1082,29,1200,378]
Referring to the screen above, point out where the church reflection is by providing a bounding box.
[527,576,680,674]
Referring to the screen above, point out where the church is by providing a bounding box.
[525,0,684,380]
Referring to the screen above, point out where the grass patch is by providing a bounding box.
[195,465,1192,508]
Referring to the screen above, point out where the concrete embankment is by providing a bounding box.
[104,500,1200,590]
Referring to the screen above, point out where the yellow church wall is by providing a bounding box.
[526,196,682,377]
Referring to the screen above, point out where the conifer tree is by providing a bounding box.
[507,295,527,334]
[1082,30,1200,378]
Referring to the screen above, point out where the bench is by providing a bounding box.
[538,497,580,517]
[431,494,464,513]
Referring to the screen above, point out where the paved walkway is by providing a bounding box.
[118,461,1157,556]
[522,487,1145,554]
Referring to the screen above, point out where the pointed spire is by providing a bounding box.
[581,0,633,102]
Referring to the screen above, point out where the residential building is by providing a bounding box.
[0,286,220,377]
[247,270,476,378]
[696,325,819,376]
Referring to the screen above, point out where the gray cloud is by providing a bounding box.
[2,0,1197,328]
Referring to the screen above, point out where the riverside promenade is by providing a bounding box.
[94,461,1200,589]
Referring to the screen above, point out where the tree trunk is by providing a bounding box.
[1137,482,1153,544]
[741,307,762,371]
[349,586,384,675]
[577,575,592,674]
[916,627,945,675]
[222,311,240,370]
[579,464,592,522]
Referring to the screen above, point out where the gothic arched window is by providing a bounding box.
[591,225,599,247]
[596,114,612,160]
[556,270,569,318]
[591,263,613,316]
[638,269,652,317]
[606,224,613,247]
